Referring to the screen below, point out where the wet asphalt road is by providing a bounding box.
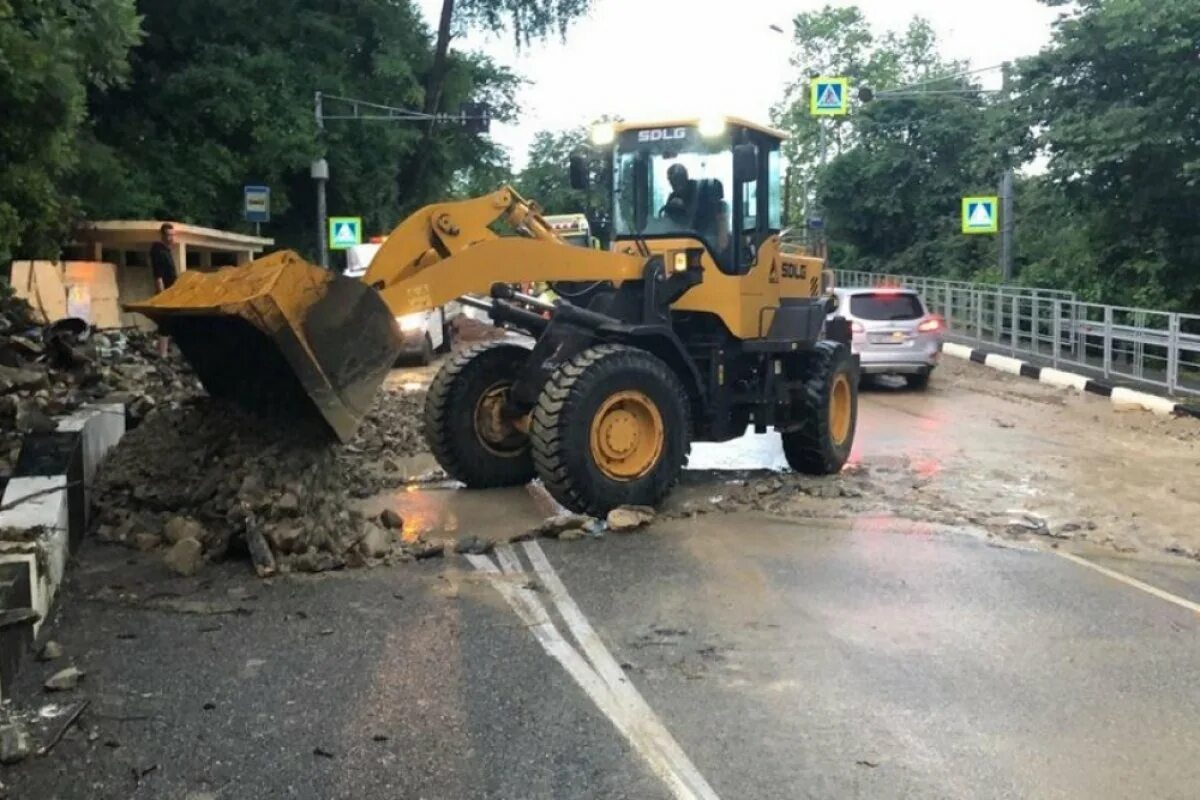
[8,374,1200,799]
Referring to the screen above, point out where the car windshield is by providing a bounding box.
[850,292,924,321]
[612,127,733,268]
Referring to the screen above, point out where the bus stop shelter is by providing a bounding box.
[66,221,274,327]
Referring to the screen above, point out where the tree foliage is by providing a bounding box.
[771,8,959,225]
[1011,0,1200,309]
[516,124,613,240]
[777,0,1200,311]
[0,0,141,262]
[75,0,519,258]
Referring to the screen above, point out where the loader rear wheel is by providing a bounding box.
[781,340,858,475]
[424,342,535,488]
[531,345,690,516]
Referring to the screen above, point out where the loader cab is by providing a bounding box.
[585,117,785,276]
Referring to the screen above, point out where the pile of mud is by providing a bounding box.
[92,387,431,576]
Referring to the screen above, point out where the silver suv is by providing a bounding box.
[830,287,944,389]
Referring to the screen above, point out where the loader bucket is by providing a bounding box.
[125,250,402,443]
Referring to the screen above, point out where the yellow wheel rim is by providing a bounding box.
[474,381,525,457]
[589,390,664,481]
[830,373,852,446]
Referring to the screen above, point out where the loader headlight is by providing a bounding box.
[673,252,688,272]
[397,313,425,332]
[590,123,615,146]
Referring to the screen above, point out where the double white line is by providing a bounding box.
[468,541,721,800]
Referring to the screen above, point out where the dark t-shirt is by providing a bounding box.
[150,241,177,289]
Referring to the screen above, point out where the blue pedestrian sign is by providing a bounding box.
[961,196,999,234]
[328,216,363,250]
[810,77,849,116]
[244,185,270,223]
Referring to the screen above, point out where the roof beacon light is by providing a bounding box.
[698,117,726,138]
[591,123,615,146]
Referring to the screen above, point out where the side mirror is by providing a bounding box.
[568,154,589,191]
[733,143,758,184]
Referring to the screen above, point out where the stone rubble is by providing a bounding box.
[90,386,430,577]
[0,290,202,478]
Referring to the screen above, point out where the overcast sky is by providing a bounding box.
[418,0,1064,169]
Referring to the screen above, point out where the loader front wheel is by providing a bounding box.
[781,340,858,475]
[424,342,535,488]
[531,345,690,516]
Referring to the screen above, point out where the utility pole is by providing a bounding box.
[312,91,330,269]
[999,168,1014,282]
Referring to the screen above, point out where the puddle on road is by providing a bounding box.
[356,483,558,544]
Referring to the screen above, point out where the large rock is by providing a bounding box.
[15,402,56,434]
[275,492,301,515]
[533,513,597,539]
[164,537,204,576]
[164,516,207,545]
[378,508,404,530]
[37,640,63,662]
[0,364,48,394]
[606,505,656,532]
[44,666,85,692]
[0,722,32,764]
[359,522,393,558]
[265,523,304,555]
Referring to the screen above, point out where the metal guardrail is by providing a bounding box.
[837,269,1200,398]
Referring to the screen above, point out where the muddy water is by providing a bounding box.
[366,355,1200,562]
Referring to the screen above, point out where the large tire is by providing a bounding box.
[781,341,858,475]
[424,342,535,488]
[531,345,690,516]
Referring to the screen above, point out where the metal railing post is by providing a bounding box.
[1168,314,1180,394]
[1031,295,1041,356]
[1052,299,1061,368]
[1010,294,1019,355]
[1103,306,1113,379]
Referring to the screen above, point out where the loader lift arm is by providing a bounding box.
[364,186,647,317]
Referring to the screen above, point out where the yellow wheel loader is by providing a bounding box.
[128,116,858,515]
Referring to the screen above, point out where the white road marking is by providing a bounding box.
[467,550,720,800]
[522,541,722,800]
[494,543,524,575]
[1057,551,1200,615]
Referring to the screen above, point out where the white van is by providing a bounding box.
[345,240,453,365]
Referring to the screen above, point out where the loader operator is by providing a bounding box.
[660,163,697,224]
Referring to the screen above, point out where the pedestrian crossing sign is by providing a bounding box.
[810,77,849,116]
[329,216,363,250]
[961,197,999,234]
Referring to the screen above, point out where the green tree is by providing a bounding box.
[407,0,593,203]
[771,8,955,225]
[0,0,141,262]
[516,124,613,238]
[1011,0,1200,309]
[77,0,519,258]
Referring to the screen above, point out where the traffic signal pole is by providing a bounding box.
[310,91,490,270]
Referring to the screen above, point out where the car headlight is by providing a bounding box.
[397,313,425,332]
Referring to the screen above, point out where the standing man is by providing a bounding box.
[149,223,178,357]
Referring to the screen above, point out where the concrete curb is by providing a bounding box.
[942,342,1199,418]
[0,403,125,700]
